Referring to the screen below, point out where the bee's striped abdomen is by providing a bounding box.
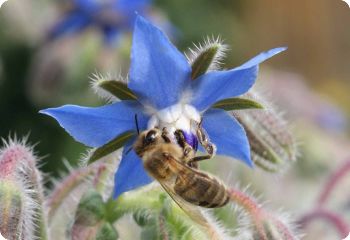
[174,170,229,208]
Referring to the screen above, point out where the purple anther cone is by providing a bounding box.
[183,131,199,151]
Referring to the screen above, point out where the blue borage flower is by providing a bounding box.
[48,0,152,44]
[41,16,286,199]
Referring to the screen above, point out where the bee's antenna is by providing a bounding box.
[134,114,140,135]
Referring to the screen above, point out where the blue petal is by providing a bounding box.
[39,100,148,147]
[190,47,287,111]
[113,141,153,199]
[128,16,191,109]
[48,12,91,39]
[234,47,287,70]
[202,109,253,167]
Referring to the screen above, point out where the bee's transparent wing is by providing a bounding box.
[158,154,214,227]
[158,180,210,227]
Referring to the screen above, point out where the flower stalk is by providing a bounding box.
[228,188,298,240]
[47,165,96,221]
[317,159,350,206]
[299,209,350,238]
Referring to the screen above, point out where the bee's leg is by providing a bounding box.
[194,119,217,158]
[174,130,199,168]
[188,155,212,163]
[174,129,186,149]
[161,127,171,143]
[174,130,194,158]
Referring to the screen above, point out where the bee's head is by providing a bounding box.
[133,128,165,156]
[142,129,162,146]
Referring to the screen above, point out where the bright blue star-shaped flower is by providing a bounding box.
[48,0,152,44]
[41,16,286,199]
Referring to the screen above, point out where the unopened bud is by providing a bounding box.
[252,216,299,240]
[96,222,118,240]
[0,180,24,240]
[133,211,155,227]
[74,189,105,226]
[0,137,46,240]
[234,91,296,172]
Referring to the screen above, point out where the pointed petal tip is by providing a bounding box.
[245,156,255,168]
[238,148,254,168]
[112,188,122,200]
[38,102,148,147]
[39,107,60,118]
[130,9,191,109]
[134,14,151,29]
[38,109,46,114]
[39,108,54,116]
[269,46,288,55]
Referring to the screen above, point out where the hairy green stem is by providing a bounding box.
[47,165,96,221]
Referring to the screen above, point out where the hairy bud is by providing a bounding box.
[74,189,105,226]
[251,216,299,240]
[71,190,119,240]
[0,137,48,240]
[95,222,118,240]
[0,180,24,240]
[228,188,300,240]
[234,91,297,172]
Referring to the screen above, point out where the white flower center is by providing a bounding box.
[147,104,201,135]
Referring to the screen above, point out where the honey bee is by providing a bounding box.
[133,128,229,209]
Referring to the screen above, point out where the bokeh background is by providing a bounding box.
[0,0,349,239]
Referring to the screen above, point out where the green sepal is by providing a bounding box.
[191,45,220,79]
[96,222,119,240]
[212,97,264,111]
[75,189,105,226]
[242,122,283,172]
[88,131,135,165]
[98,80,137,100]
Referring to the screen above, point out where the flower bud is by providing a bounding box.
[74,189,105,226]
[234,91,297,172]
[252,216,299,240]
[133,211,155,227]
[71,190,116,240]
[96,222,118,240]
[0,180,24,240]
[0,137,47,240]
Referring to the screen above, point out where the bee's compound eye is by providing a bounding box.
[144,130,157,145]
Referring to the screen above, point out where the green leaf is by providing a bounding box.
[191,45,220,79]
[98,80,137,100]
[212,97,264,111]
[88,131,134,165]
